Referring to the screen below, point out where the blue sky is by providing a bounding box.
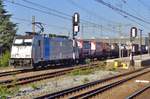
[3,0,150,39]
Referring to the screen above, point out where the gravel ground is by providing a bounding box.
[0,67,18,72]
[9,70,119,99]
[0,67,68,82]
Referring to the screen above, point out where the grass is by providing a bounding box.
[69,67,95,76]
[85,59,91,64]
[0,75,20,98]
[68,61,109,76]
[97,61,106,70]
[108,67,117,71]
[0,50,10,67]
[82,77,90,84]
[30,83,39,90]
[0,85,11,99]
[0,84,19,99]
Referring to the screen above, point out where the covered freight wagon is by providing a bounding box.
[91,40,105,59]
[77,39,111,60]
[78,40,91,58]
[110,43,119,58]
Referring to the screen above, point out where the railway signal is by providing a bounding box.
[72,12,80,60]
[130,27,138,67]
[72,12,80,38]
[130,27,137,39]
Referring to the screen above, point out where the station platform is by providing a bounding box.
[106,54,150,67]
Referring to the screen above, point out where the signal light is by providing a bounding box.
[73,12,80,33]
[130,27,137,38]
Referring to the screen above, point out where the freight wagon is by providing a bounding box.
[141,45,148,54]
[77,40,91,59]
[77,39,113,60]
[110,43,119,58]
[132,44,139,55]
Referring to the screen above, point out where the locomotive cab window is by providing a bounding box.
[13,39,23,45]
[24,39,32,46]
[13,39,32,46]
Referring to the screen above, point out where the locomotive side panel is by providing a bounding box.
[49,38,77,61]
[43,37,50,61]
[49,38,61,60]
[32,35,43,64]
[61,39,73,59]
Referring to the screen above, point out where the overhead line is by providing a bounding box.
[115,10,150,29]
[22,0,72,17]
[4,0,71,21]
[12,17,71,30]
[21,0,121,32]
[120,0,148,21]
[67,0,119,24]
[4,0,120,33]
[95,0,150,25]
[137,0,150,10]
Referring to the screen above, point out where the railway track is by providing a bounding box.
[0,63,98,88]
[0,65,74,77]
[0,53,139,78]
[126,84,150,99]
[0,69,32,77]
[35,67,150,99]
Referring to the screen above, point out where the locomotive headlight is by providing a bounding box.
[27,60,30,63]
[10,59,14,63]
[12,54,15,57]
[26,60,31,63]
[26,55,30,58]
[14,54,19,58]
[12,54,17,58]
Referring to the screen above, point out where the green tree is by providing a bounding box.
[0,0,17,51]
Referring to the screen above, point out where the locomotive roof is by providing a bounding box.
[15,35,34,39]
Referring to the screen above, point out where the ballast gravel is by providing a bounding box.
[11,70,119,99]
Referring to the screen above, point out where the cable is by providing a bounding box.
[12,17,71,30]
[67,0,119,24]
[117,1,150,30]
[5,0,120,33]
[120,0,148,21]
[22,0,121,32]
[115,10,150,30]
[137,0,150,10]
[22,0,71,17]
[121,0,127,4]
[4,0,71,21]
[94,0,150,25]
[12,17,31,23]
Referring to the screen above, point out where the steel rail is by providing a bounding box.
[35,68,147,99]
[71,69,150,99]
[126,84,150,99]
[0,70,24,77]
[0,63,97,88]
